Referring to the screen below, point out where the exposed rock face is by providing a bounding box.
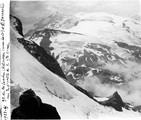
[10,15,98,103]
[26,12,141,110]
[10,14,66,79]
[26,28,83,55]
[27,13,141,89]
[10,14,141,117]
[99,91,125,111]
[133,106,141,113]
[18,38,66,79]
[10,15,23,36]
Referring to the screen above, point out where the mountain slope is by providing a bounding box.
[10,27,141,119]
[10,15,141,119]
[24,11,64,37]
[27,12,141,107]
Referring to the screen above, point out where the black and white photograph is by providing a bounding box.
[1,0,141,119]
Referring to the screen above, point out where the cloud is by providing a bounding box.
[10,0,140,33]
[77,60,141,106]
[11,0,140,18]
[103,61,141,81]
[76,76,117,97]
[10,1,48,18]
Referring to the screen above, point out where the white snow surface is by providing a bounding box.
[50,12,141,55]
[47,12,141,74]
[94,97,109,102]
[10,23,141,119]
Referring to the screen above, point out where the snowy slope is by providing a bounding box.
[10,19,141,119]
[24,11,64,37]
[53,12,141,45]
[27,12,141,109]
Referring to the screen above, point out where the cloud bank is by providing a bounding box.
[10,0,140,33]
[77,60,141,106]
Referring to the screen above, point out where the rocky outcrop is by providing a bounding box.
[99,91,125,111]
[10,15,23,36]
[27,28,84,55]
[133,105,141,113]
[10,15,66,79]
[10,14,100,104]
[18,38,66,79]
[10,15,141,114]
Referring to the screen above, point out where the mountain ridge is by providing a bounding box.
[10,14,141,119]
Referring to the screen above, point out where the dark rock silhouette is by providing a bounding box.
[11,15,140,114]
[10,14,98,105]
[10,15,23,36]
[18,38,66,79]
[27,28,84,55]
[10,14,66,79]
[99,91,125,111]
[11,89,61,119]
[133,105,141,113]
[115,41,141,61]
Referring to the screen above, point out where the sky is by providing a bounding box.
[10,0,140,33]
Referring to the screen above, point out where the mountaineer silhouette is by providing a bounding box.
[11,89,61,119]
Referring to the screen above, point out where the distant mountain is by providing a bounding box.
[26,12,141,107]
[10,14,141,119]
[25,11,64,37]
